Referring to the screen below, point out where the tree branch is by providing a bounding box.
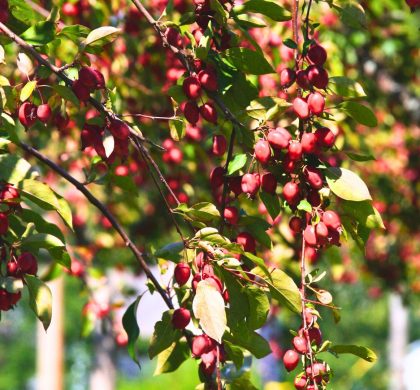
[18,141,174,310]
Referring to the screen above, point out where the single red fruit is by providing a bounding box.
[236,232,256,253]
[301,132,317,154]
[172,308,191,329]
[62,2,79,17]
[224,206,239,225]
[294,375,307,390]
[307,189,321,207]
[314,127,335,148]
[165,27,183,47]
[293,97,310,119]
[315,221,329,240]
[228,176,243,197]
[174,263,191,286]
[288,141,303,161]
[0,183,19,203]
[283,349,300,372]
[261,172,277,194]
[307,65,329,89]
[241,173,260,197]
[54,112,70,132]
[0,212,8,235]
[289,216,303,233]
[254,140,271,164]
[17,252,38,275]
[109,119,130,140]
[198,69,218,91]
[72,79,91,101]
[210,166,225,188]
[37,104,52,123]
[212,135,227,156]
[183,76,202,99]
[280,68,296,88]
[267,128,291,150]
[79,66,98,89]
[304,327,323,346]
[293,336,309,354]
[18,102,37,128]
[283,181,301,206]
[304,225,318,246]
[322,210,341,230]
[307,92,325,116]
[192,335,214,357]
[296,69,311,90]
[182,101,200,125]
[304,166,324,189]
[200,102,218,123]
[0,0,9,23]
[306,362,327,383]
[307,44,327,66]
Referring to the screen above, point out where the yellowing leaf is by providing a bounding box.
[192,280,227,343]
[83,26,121,48]
[326,167,372,202]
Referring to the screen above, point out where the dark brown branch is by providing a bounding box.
[18,141,174,309]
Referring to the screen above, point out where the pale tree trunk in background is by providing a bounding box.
[36,277,65,390]
[388,292,409,390]
[89,331,117,390]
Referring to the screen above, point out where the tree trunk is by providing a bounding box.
[36,277,65,390]
[388,292,409,390]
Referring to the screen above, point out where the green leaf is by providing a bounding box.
[20,233,65,251]
[20,209,65,242]
[149,310,181,359]
[154,242,184,263]
[58,25,90,43]
[221,269,249,324]
[122,295,142,368]
[337,2,367,29]
[227,371,258,390]
[241,216,271,248]
[169,120,185,141]
[9,0,43,25]
[154,340,190,375]
[224,48,274,75]
[242,252,271,280]
[192,280,227,343]
[175,202,221,223]
[25,275,52,331]
[340,101,377,127]
[223,341,245,369]
[53,84,79,106]
[326,167,372,202]
[246,97,291,121]
[20,179,73,229]
[82,26,121,50]
[329,344,377,362]
[228,154,247,175]
[246,286,269,330]
[20,80,37,102]
[210,0,229,25]
[341,200,385,230]
[21,21,56,46]
[226,324,271,358]
[345,151,375,162]
[297,199,312,213]
[283,38,298,49]
[329,77,366,98]
[0,154,33,184]
[254,268,301,313]
[235,0,291,21]
[259,192,280,220]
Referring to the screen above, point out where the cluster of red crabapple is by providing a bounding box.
[0,183,39,311]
